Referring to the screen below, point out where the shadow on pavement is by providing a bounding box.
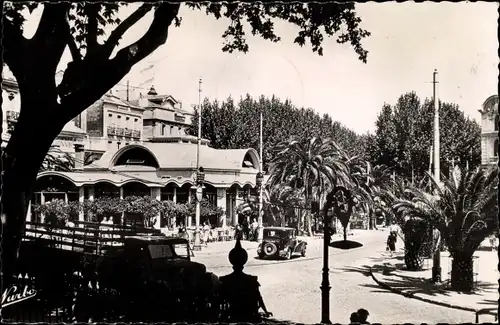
[330,240,363,250]
[478,298,498,306]
[253,255,302,261]
[340,255,498,300]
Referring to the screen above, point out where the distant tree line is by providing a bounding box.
[365,92,481,181]
[187,92,480,182]
[187,95,369,172]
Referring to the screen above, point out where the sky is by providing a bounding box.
[13,2,500,135]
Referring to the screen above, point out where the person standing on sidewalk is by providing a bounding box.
[387,232,396,257]
[251,219,259,241]
[389,221,400,249]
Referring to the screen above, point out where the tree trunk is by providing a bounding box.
[403,238,425,271]
[404,245,424,271]
[450,254,475,292]
[343,227,347,241]
[2,97,66,284]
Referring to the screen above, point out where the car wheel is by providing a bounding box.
[263,243,277,257]
[301,246,306,257]
[284,248,292,260]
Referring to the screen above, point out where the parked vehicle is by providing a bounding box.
[95,236,206,292]
[18,221,218,321]
[257,227,307,260]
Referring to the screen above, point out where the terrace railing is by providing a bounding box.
[22,221,162,255]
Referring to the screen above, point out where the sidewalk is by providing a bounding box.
[370,249,498,319]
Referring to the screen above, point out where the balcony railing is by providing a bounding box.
[6,110,19,122]
[132,130,141,138]
[124,128,132,137]
[174,114,186,123]
[488,156,498,164]
[107,126,116,135]
[115,127,125,136]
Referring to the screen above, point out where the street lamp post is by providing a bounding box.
[320,186,353,324]
[193,167,204,251]
[321,193,333,324]
[256,171,264,243]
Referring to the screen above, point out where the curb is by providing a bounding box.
[369,265,478,314]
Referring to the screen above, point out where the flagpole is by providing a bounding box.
[193,78,203,251]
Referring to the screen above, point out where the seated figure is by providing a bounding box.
[219,237,272,322]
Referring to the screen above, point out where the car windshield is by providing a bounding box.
[148,244,175,259]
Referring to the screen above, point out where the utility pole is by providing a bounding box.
[257,110,264,243]
[431,69,442,283]
[126,80,130,101]
[433,69,440,184]
[193,78,203,251]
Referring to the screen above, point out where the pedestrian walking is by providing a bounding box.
[251,218,259,241]
[242,219,250,240]
[203,222,211,245]
[387,232,396,256]
[235,223,243,240]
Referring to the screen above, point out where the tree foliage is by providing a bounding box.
[369,92,481,180]
[394,166,499,258]
[187,95,367,171]
[40,145,76,173]
[32,199,79,226]
[186,199,225,223]
[391,166,498,281]
[269,137,351,235]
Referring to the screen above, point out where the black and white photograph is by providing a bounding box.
[1,1,498,324]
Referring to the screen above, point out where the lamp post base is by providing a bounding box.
[431,266,442,283]
[320,282,331,324]
[320,267,331,324]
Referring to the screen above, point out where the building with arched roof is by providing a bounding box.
[478,95,499,170]
[30,139,263,228]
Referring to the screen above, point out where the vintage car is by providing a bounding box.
[257,227,307,260]
[96,236,207,288]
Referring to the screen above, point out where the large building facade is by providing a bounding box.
[4,76,262,228]
[32,140,262,228]
[479,95,499,170]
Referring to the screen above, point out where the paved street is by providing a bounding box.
[193,231,481,324]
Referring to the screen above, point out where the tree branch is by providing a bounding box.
[101,3,154,59]
[67,33,82,61]
[31,2,71,73]
[112,2,180,68]
[56,3,180,123]
[85,3,100,58]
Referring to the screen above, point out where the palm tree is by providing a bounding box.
[262,184,304,226]
[40,145,75,172]
[365,163,394,227]
[383,175,434,271]
[269,137,350,236]
[394,166,498,291]
[340,154,373,230]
